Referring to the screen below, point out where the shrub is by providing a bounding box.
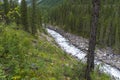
[0,25,33,79]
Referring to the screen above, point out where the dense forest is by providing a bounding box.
[0,0,119,80]
[49,0,120,53]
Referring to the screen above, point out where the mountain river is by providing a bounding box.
[47,28,120,80]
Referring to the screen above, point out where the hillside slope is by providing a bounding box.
[0,23,110,80]
[0,23,79,80]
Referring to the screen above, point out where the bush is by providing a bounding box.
[0,26,32,57]
[0,25,33,79]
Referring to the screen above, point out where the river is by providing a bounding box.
[47,28,120,80]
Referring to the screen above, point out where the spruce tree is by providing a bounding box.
[21,0,28,32]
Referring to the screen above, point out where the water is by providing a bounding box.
[47,28,120,80]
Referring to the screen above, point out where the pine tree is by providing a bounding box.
[37,9,42,31]
[85,0,100,80]
[3,0,9,24]
[10,0,14,9]
[21,0,29,32]
[10,0,18,9]
[31,0,37,35]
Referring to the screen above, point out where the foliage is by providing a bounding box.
[26,0,43,35]
[0,24,33,79]
[20,0,28,32]
[1,0,43,35]
[3,0,10,24]
[31,0,37,35]
[7,6,20,24]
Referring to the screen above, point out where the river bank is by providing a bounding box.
[46,25,120,71]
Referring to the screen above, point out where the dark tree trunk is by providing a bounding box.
[85,0,100,80]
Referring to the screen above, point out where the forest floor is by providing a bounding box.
[47,24,120,70]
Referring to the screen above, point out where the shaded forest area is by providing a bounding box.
[48,0,120,54]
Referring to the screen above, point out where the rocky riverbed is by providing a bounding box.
[46,25,120,71]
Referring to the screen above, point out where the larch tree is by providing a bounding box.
[85,0,100,80]
[21,0,29,32]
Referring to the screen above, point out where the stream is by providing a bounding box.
[47,28,120,80]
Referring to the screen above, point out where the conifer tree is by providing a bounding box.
[10,0,18,9]
[85,0,100,80]
[3,0,9,24]
[21,0,28,32]
[31,0,37,35]
[10,0,14,9]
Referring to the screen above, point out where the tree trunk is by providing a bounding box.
[85,0,100,80]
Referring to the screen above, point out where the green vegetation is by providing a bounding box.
[0,0,42,35]
[3,0,10,24]
[48,0,120,53]
[31,0,37,35]
[0,23,75,79]
[21,0,28,32]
